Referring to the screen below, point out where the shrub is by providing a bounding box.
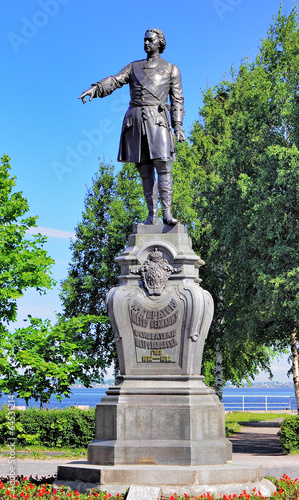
[278,415,299,453]
[0,407,95,448]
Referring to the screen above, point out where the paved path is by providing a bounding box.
[0,420,298,481]
[230,419,299,479]
[0,457,66,480]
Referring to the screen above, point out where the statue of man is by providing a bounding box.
[78,28,185,225]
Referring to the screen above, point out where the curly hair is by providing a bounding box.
[145,28,166,53]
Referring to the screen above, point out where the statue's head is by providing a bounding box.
[144,28,166,53]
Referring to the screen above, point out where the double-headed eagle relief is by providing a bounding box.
[131,248,182,296]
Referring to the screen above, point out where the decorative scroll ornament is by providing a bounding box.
[132,248,181,296]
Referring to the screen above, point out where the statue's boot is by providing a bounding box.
[157,170,178,225]
[138,163,159,225]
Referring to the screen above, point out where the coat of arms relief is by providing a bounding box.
[131,247,182,295]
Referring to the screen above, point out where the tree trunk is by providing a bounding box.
[290,329,299,414]
[215,340,223,402]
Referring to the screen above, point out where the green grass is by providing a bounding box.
[0,444,87,459]
[225,411,288,436]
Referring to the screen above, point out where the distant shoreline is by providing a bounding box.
[225,382,294,389]
[70,381,294,389]
[1,384,296,411]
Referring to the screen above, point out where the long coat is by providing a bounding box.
[92,55,184,163]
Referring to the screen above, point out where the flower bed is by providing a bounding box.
[0,474,298,500]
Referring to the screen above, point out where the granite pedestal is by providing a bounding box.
[88,375,231,466]
[56,224,275,497]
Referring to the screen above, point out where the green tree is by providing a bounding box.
[0,155,55,326]
[173,139,277,396]
[0,155,55,394]
[4,314,108,408]
[189,6,299,405]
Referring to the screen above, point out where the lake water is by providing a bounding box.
[1,386,297,411]
[223,386,296,411]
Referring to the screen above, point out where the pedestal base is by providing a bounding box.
[88,375,232,466]
[55,462,276,498]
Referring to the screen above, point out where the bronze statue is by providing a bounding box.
[78,28,185,225]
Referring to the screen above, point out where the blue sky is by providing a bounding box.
[1,0,295,382]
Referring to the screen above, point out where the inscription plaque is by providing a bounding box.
[130,297,179,363]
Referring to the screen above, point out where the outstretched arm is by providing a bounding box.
[78,64,131,104]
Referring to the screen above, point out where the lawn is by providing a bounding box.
[225,411,288,436]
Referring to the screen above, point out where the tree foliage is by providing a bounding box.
[3,315,108,408]
[189,6,299,392]
[0,155,55,327]
[0,155,55,396]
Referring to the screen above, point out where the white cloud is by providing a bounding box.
[26,226,76,239]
